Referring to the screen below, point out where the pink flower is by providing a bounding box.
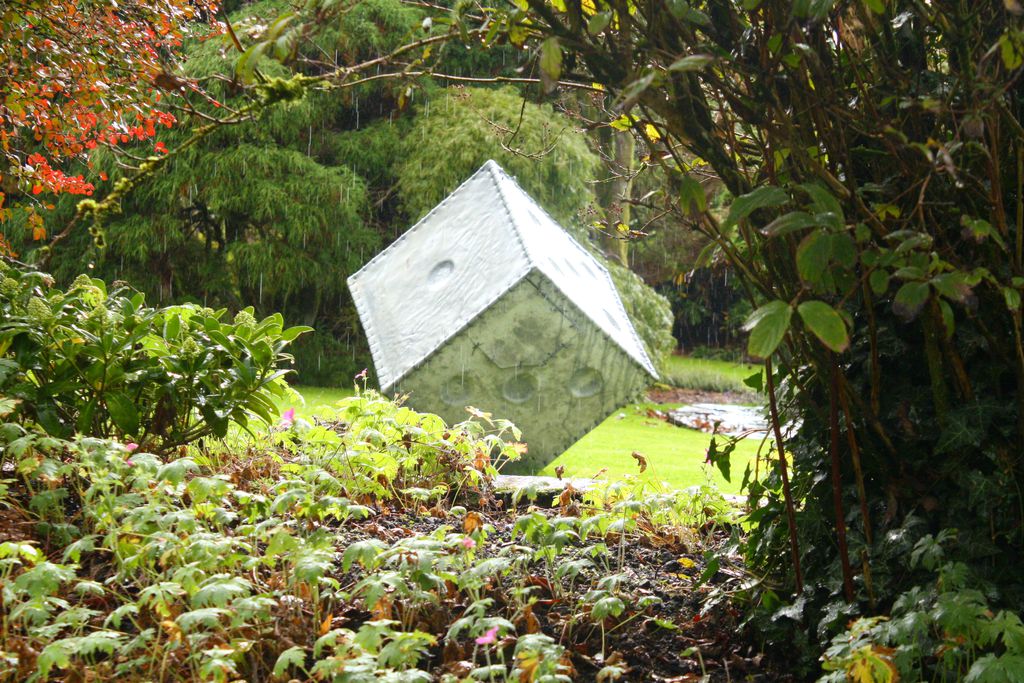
[125,443,139,452]
[280,408,296,427]
[460,536,476,550]
[475,626,499,645]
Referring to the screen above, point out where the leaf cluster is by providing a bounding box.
[0,263,308,449]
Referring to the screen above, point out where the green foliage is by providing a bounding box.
[499,0,1024,666]
[397,86,600,226]
[659,355,759,396]
[0,265,306,448]
[820,533,1024,682]
[605,261,675,368]
[0,379,739,681]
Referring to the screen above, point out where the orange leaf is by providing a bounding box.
[32,225,47,241]
[631,451,648,473]
[319,613,333,635]
[463,511,483,534]
[371,597,393,620]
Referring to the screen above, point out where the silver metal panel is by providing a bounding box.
[347,168,531,390]
[483,161,658,378]
[348,160,657,399]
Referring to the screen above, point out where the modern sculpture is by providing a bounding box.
[348,160,657,472]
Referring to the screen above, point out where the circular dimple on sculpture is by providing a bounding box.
[568,367,603,398]
[441,375,472,405]
[502,374,537,404]
[427,259,455,290]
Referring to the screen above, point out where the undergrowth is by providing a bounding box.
[0,390,744,681]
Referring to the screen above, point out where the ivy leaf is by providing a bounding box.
[724,186,789,229]
[743,300,793,359]
[797,301,849,352]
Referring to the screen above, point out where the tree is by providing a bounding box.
[13,0,672,383]
[397,86,599,225]
[493,0,1024,661]
[0,0,218,251]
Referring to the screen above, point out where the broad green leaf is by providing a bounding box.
[177,607,228,632]
[1001,32,1024,70]
[1004,286,1022,311]
[869,270,890,295]
[668,54,714,72]
[724,186,788,229]
[156,458,198,486]
[931,272,972,303]
[961,216,1007,249]
[343,539,387,572]
[539,37,562,90]
[587,11,612,35]
[592,596,626,621]
[667,0,711,24]
[679,175,707,213]
[893,282,930,320]
[797,301,849,352]
[938,299,955,337]
[274,646,308,677]
[164,313,181,339]
[617,71,656,106]
[105,392,140,436]
[830,233,857,268]
[761,211,816,237]
[797,231,832,284]
[192,575,251,608]
[743,300,793,359]
[281,325,313,342]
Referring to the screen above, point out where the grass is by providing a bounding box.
[538,402,760,494]
[286,385,763,494]
[660,354,760,395]
[283,385,355,415]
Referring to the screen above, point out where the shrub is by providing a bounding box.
[0,265,309,450]
[820,531,1024,682]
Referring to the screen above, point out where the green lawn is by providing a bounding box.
[285,385,762,493]
[282,385,354,415]
[539,402,760,494]
[660,354,760,395]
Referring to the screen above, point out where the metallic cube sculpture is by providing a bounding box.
[348,160,657,472]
